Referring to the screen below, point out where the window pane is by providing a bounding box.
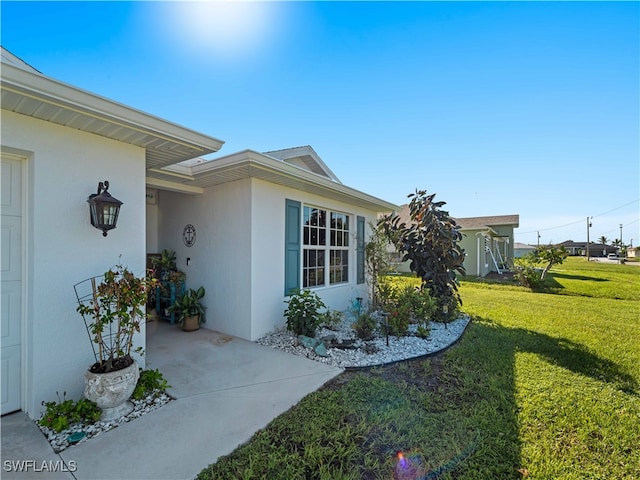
[319,229,326,246]
[303,226,310,245]
[318,210,326,228]
[329,249,349,284]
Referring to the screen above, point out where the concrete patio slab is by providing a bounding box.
[1,322,343,480]
[1,413,74,480]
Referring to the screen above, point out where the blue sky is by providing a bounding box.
[2,1,638,246]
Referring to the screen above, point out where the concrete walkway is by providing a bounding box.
[1,322,343,480]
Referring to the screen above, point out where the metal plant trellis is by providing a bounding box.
[74,274,117,365]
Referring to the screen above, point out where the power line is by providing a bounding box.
[598,218,640,237]
[592,199,639,219]
[518,199,639,235]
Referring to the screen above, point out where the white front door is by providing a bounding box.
[1,154,23,414]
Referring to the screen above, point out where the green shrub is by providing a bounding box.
[39,392,100,432]
[284,289,327,337]
[416,324,431,338]
[320,309,342,330]
[513,260,544,290]
[405,287,437,322]
[132,368,170,400]
[353,312,377,340]
[386,302,411,336]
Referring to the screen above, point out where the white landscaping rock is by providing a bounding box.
[36,390,173,453]
[257,316,470,369]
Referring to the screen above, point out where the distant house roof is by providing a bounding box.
[392,205,519,231]
[455,214,520,230]
[514,242,536,249]
[557,241,615,250]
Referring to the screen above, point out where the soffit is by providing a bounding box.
[1,63,224,168]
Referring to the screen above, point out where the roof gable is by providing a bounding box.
[263,146,341,183]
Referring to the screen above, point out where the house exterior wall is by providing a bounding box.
[459,231,478,276]
[157,179,253,340]
[491,225,515,262]
[2,110,146,419]
[154,176,380,341]
[249,178,374,340]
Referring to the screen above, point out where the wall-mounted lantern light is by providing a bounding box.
[88,181,123,237]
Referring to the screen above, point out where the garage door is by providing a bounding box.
[1,154,23,414]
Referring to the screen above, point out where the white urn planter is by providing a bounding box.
[84,361,139,421]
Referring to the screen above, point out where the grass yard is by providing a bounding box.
[198,257,639,479]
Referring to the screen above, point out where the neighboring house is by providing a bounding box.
[387,205,519,278]
[556,240,617,257]
[0,48,397,419]
[514,242,537,258]
[456,215,519,277]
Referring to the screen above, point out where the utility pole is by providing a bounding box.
[620,224,623,246]
[537,231,540,247]
[586,217,592,261]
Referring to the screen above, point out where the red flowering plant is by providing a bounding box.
[76,264,157,374]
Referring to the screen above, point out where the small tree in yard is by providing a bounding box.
[514,244,569,290]
[536,245,569,280]
[379,190,465,321]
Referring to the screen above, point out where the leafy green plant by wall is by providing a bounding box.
[39,392,101,433]
[132,368,171,400]
[284,289,327,337]
[379,190,465,321]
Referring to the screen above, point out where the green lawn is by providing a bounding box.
[198,258,640,479]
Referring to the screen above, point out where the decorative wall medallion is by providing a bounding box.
[183,224,196,247]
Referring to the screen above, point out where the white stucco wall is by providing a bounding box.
[2,111,147,418]
[157,179,253,339]
[249,178,374,340]
[146,199,159,253]
[154,175,380,342]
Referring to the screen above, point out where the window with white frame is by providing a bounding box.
[303,206,349,288]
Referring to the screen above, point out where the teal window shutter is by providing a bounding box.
[357,216,365,284]
[285,199,301,295]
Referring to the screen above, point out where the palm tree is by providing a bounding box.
[598,236,608,245]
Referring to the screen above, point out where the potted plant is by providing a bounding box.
[153,249,177,280]
[75,264,156,421]
[168,287,206,332]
